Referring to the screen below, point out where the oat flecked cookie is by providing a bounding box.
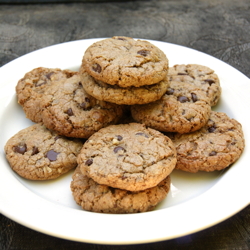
[4,124,84,180]
[41,73,125,138]
[82,36,169,87]
[79,68,169,105]
[169,111,245,173]
[168,64,221,106]
[131,81,211,134]
[71,166,171,214]
[78,123,177,191]
[16,67,77,123]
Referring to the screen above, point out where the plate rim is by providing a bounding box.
[0,38,249,245]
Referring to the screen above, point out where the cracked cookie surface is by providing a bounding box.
[169,111,245,172]
[78,123,177,191]
[16,67,77,123]
[79,68,169,105]
[71,166,171,214]
[41,73,125,138]
[4,124,84,180]
[131,81,211,134]
[168,64,221,106]
[82,36,169,87]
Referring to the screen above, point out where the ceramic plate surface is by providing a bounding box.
[0,38,249,245]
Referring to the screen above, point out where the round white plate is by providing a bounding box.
[0,39,249,245]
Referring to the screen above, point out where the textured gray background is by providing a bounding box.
[0,0,249,249]
[0,0,250,78]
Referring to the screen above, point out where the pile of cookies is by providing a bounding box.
[4,36,245,214]
[137,63,245,173]
[72,123,176,213]
[15,67,125,138]
[80,36,169,105]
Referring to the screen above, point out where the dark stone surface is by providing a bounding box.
[0,0,250,78]
[0,1,249,249]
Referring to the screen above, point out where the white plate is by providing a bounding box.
[0,39,249,245]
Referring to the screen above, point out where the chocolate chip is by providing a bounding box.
[178,72,188,75]
[85,159,93,166]
[137,50,150,56]
[46,150,59,161]
[67,108,74,116]
[46,72,54,80]
[135,132,149,138]
[80,103,89,110]
[31,146,39,155]
[109,187,116,194]
[178,96,189,103]
[116,135,123,141]
[13,144,27,154]
[204,79,215,85]
[209,151,217,156]
[208,126,216,133]
[114,146,126,153]
[116,37,127,41]
[80,97,91,110]
[191,93,198,102]
[92,64,101,73]
[166,88,174,95]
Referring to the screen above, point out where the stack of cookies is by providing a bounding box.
[15,67,125,138]
[79,36,169,105]
[131,63,222,134]
[130,63,244,173]
[71,123,177,213]
[5,66,126,181]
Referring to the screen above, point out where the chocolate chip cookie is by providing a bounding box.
[79,68,169,105]
[131,81,211,134]
[71,166,171,214]
[4,124,84,180]
[169,111,245,172]
[16,67,77,123]
[168,64,221,106]
[78,123,177,191]
[82,36,169,88]
[41,73,125,138]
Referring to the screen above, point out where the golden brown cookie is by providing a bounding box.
[78,123,177,191]
[71,166,171,214]
[169,111,245,172]
[79,68,169,105]
[82,36,169,87]
[4,124,84,180]
[16,67,76,123]
[131,81,211,134]
[168,64,221,106]
[40,72,125,138]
